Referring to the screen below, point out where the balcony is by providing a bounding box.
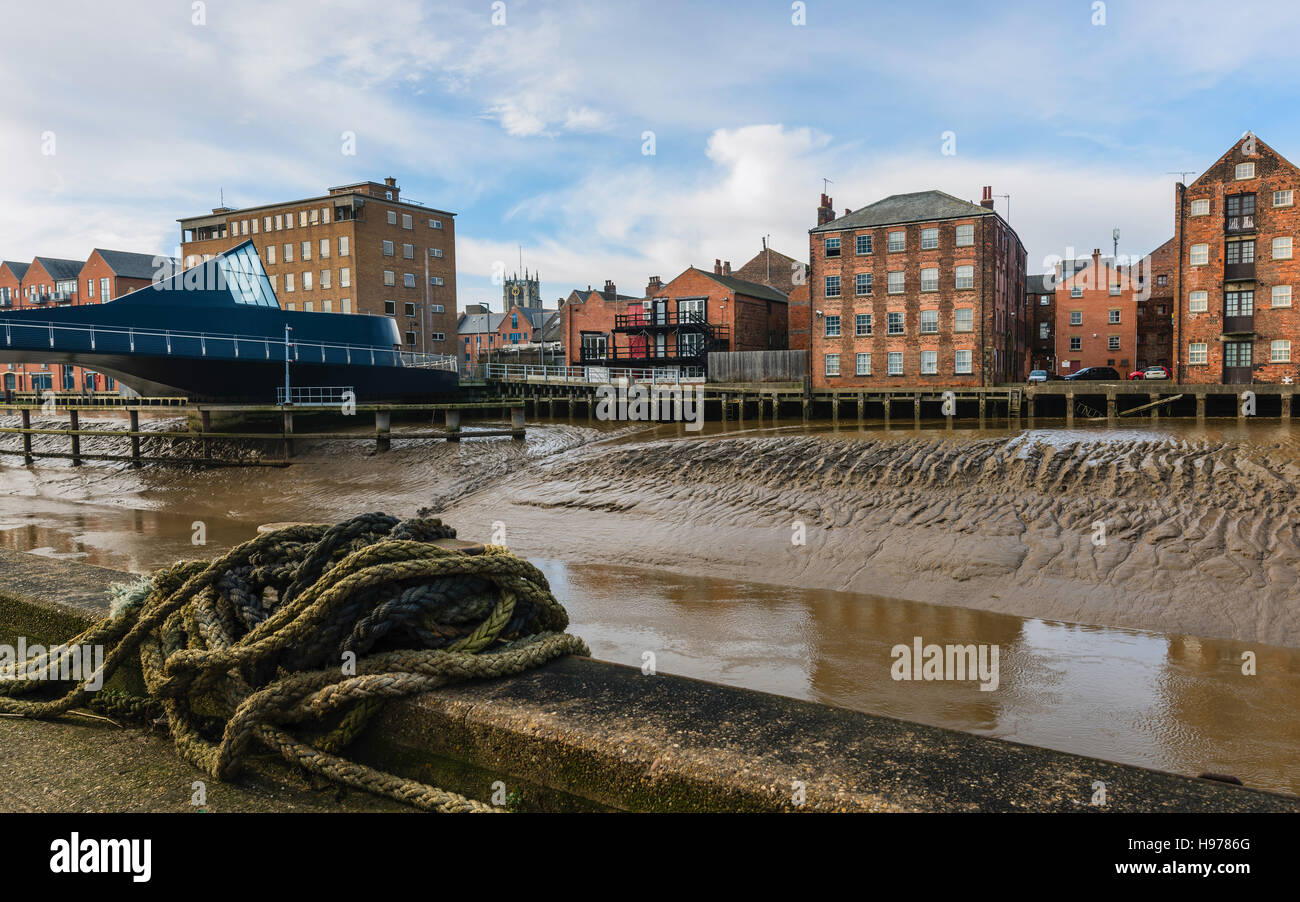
[614,310,723,333]
[1222,314,1255,335]
[1225,213,1256,235]
[1224,262,1256,281]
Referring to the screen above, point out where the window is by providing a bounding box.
[954,307,973,332]
[1070,311,1082,326]
[955,224,974,247]
[887,231,905,252]
[1108,336,1121,351]
[430,219,443,229]
[267,245,276,265]
[322,207,331,224]
[1225,341,1252,368]
[383,270,395,286]
[1189,290,1208,312]
[887,352,903,376]
[856,313,872,336]
[320,239,329,259]
[430,332,445,342]
[86,278,94,298]
[384,300,396,315]
[1226,193,1255,230]
[403,273,416,288]
[824,353,840,376]
[1275,190,1294,207]
[309,209,319,226]
[1040,295,1050,305]
[1272,340,1292,362]
[301,241,311,261]
[825,275,841,297]
[340,267,350,287]
[855,273,872,295]
[856,234,872,255]
[920,350,937,374]
[387,210,398,225]
[921,228,939,250]
[1157,274,1168,287]
[1225,289,1254,316]
[302,271,312,291]
[430,276,445,286]
[1235,162,1256,180]
[856,352,871,375]
[403,243,415,259]
[405,331,417,345]
[101,276,112,300]
[405,302,418,317]
[284,243,293,263]
[1039,322,1050,340]
[1274,237,1293,260]
[825,237,841,257]
[1272,285,1292,307]
[955,265,974,289]
[1109,283,1121,296]
[1108,308,1121,324]
[275,214,283,230]
[284,273,295,292]
[342,299,352,314]
[382,240,394,256]
[339,236,350,257]
[402,213,413,230]
[1190,244,1209,265]
[824,315,841,337]
[430,248,444,258]
[919,267,938,292]
[1070,286,1083,298]
[1190,199,1210,216]
[1069,336,1082,351]
[920,309,938,333]
[299,211,308,227]
[431,304,445,314]
[887,311,904,335]
[887,271,904,294]
[322,299,333,313]
[954,349,972,374]
[1226,240,1255,264]
[321,270,331,289]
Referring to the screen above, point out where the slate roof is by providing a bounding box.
[32,257,85,281]
[810,190,995,233]
[690,268,788,303]
[1026,274,1055,294]
[94,248,174,280]
[0,261,30,281]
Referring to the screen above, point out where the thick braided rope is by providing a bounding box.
[0,514,589,812]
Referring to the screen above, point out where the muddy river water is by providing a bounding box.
[1,413,1297,794]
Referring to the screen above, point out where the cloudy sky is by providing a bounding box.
[4,0,1299,311]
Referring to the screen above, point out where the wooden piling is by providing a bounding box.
[283,410,295,457]
[445,408,461,442]
[1283,393,1293,422]
[511,406,525,439]
[1196,394,1206,421]
[21,408,32,464]
[129,410,141,466]
[1107,393,1117,421]
[375,410,391,452]
[69,410,81,465]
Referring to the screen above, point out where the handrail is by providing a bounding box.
[481,362,705,384]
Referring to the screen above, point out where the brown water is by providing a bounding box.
[1,414,1298,794]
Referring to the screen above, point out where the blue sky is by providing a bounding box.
[4,0,1300,311]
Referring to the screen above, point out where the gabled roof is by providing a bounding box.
[690,268,788,303]
[1187,132,1299,191]
[731,247,805,295]
[0,261,30,281]
[458,312,504,334]
[93,248,174,280]
[810,190,994,233]
[569,288,639,303]
[1026,274,1055,294]
[31,257,86,281]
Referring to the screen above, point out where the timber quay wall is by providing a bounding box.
[1,547,1296,812]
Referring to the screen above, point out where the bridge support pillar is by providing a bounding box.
[1066,392,1075,426]
[129,410,141,467]
[978,394,986,424]
[200,409,212,459]
[832,394,839,425]
[283,410,295,457]
[375,411,390,452]
[1149,393,1160,420]
[511,406,525,439]
[1196,394,1206,421]
[884,397,891,427]
[1283,393,1292,422]
[445,409,461,442]
[69,410,81,466]
[21,408,32,464]
[1026,393,1035,419]
[857,393,865,424]
[914,393,921,427]
[1107,393,1117,421]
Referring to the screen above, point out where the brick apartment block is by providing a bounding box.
[809,188,1028,388]
[1175,134,1300,384]
[1136,237,1175,371]
[1054,249,1141,375]
[1027,273,1055,372]
[179,178,457,357]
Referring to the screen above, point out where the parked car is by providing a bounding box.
[1027,370,1049,383]
[1128,370,1145,380]
[1143,366,1171,380]
[1064,366,1121,381]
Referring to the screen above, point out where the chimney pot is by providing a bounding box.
[723,261,731,275]
[714,258,723,274]
[980,186,995,209]
[385,176,396,187]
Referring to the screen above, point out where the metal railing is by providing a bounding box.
[482,362,705,384]
[276,386,355,406]
[0,317,459,373]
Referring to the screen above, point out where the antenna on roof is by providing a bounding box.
[822,178,833,193]
[1167,170,1195,184]
[220,187,224,207]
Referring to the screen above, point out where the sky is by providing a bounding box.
[4,0,1300,313]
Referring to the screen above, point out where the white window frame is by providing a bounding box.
[1273,237,1293,260]
[887,271,904,294]
[887,231,905,253]
[954,224,974,247]
[955,264,974,290]
[887,351,903,376]
[1275,190,1294,207]
[920,228,939,250]
[954,349,972,374]
[824,275,841,298]
[824,315,841,337]
[920,267,939,292]
[855,352,870,376]
[1189,342,1208,365]
[1189,290,1208,313]
[1190,244,1209,266]
[1271,340,1292,363]
[1272,285,1292,308]
[919,309,938,333]
[824,353,840,376]
[920,350,937,375]
[954,307,973,333]
[1190,198,1210,216]
[1235,162,1256,180]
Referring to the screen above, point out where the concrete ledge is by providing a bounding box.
[2,548,1297,812]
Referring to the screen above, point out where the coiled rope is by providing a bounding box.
[0,513,589,813]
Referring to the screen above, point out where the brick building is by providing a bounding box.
[179,178,456,356]
[1027,273,1055,372]
[732,243,809,351]
[458,304,555,368]
[1053,250,1141,375]
[1175,134,1300,384]
[1136,238,1175,371]
[562,264,788,370]
[809,188,1028,388]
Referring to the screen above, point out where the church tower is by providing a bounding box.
[503,269,542,309]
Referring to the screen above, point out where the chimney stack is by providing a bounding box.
[714,258,723,275]
[980,186,994,209]
[602,279,617,301]
[723,260,731,275]
[817,193,835,226]
[646,275,663,296]
[384,176,396,187]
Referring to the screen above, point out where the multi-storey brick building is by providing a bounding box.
[1175,134,1300,384]
[1027,273,1055,372]
[732,243,809,351]
[1136,238,1175,371]
[1054,250,1139,375]
[809,188,1027,388]
[179,178,456,356]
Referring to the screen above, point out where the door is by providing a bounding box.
[652,298,668,326]
[1223,340,1253,384]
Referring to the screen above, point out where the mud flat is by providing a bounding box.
[441,430,1300,648]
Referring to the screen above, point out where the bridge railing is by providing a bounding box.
[275,386,357,406]
[0,317,458,373]
[482,362,705,385]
